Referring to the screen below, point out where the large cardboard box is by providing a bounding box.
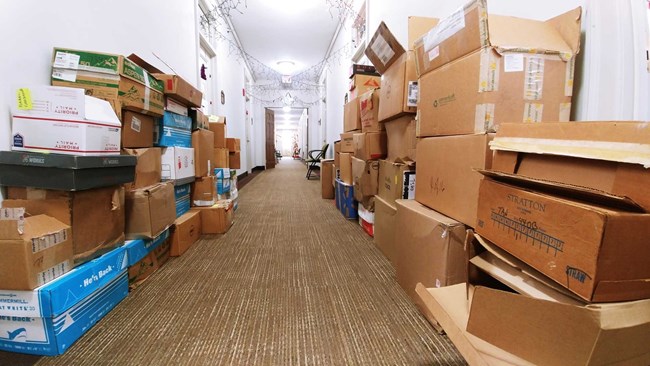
[174,184,191,218]
[413,0,581,77]
[229,151,241,169]
[161,111,192,130]
[340,132,355,153]
[123,229,170,267]
[378,160,415,207]
[152,73,202,108]
[122,147,162,190]
[4,186,125,264]
[213,148,230,169]
[154,124,192,148]
[0,247,128,356]
[125,182,176,239]
[353,132,387,161]
[385,115,416,163]
[415,134,493,226]
[192,129,214,177]
[418,47,575,137]
[0,209,73,290]
[165,97,188,116]
[191,200,234,235]
[351,157,379,206]
[373,196,397,264]
[339,152,353,185]
[321,159,335,199]
[377,52,418,122]
[128,238,170,288]
[344,98,361,132]
[349,75,381,99]
[226,138,241,152]
[189,108,209,130]
[121,110,154,148]
[161,147,195,181]
[170,210,202,257]
[12,87,122,156]
[408,16,440,51]
[359,89,384,133]
[191,176,216,207]
[395,199,467,303]
[335,179,358,220]
[208,122,227,148]
[491,121,650,212]
[476,175,650,302]
[365,22,406,74]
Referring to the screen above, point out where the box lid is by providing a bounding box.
[0,246,127,318]
[365,22,406,74]
[0,151,136,169]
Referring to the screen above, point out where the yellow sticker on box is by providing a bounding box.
[17,88,33,110]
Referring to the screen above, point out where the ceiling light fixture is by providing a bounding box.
[282,106,291,112]
[276,60,296,75]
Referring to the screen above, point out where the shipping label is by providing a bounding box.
[370,33,395,67]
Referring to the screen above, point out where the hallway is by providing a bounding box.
[33,160,464,365]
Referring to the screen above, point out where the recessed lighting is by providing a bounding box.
[282,106,291,112]
[276,61,296,75]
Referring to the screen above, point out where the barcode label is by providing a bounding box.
[31,229,68,253]
[37,260,72,287]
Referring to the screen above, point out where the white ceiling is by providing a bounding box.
[228,0,341,82]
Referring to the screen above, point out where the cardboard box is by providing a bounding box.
[125,182,176,239]
[4,186,125,264]
[335,179,358,220]
[373,196,397,263]
[121,110,154,148]
[161,147,195,181]
[351,157,379,206]
[418,48,575,137]
[476,175,650,302]
[395,199,467,302]
[229,151,241,169]
[170,211,202,257]
[191,200,234,235]
[154,124,192,148]
[377,53,418,122]
[353,132,387,161]
[365,21,406,74]
[191,176,216,207]
[413,1,581,77]
[0,209,73,290]
[358,202,375,237]
[189,108,209,130]
[344,98,362,132]
[214,168,231,195]
[12,87,121,156]
[0,247,128,356]
[340,132,356,153]
[122,148,162,190]
[415,134,493,226]
[385,115,416,163]
[349,64,379,78]
[339,152,353,185]
[408,16,440,51]
[165,97,188,116]
[161,111,192,131]
[123,229,170,267]
[128,238,170,288]
[208,122,227,148]
[213,148,230,169]
[491,121,650,212]
[349,74,381,99]
[192,129,214,177]
[321,159,335,199]
[152,73,202,108]
[334,152,340,168]
[359,89,384,133]
[378,160,415,207]
[226,138,241,152]
[174,184,191,218]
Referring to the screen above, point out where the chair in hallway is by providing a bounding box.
[305,143,329,179]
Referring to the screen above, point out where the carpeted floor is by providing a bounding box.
[6,159,465,365]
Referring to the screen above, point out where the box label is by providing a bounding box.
[524,57,545,100]
[423,6,465,52]
[370,33,395,67]
[403,171,416,200]
[504,54,524,72]
[53,51,81,70]
[407,82,419,107]
[428,46,440,62]
[31,229,68,253]
[130,115,141,133]
[16,88,33,110]
[36,260,71,287]
[52,69,77,82]
[0,208,25,233]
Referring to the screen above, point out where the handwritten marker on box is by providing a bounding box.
[17,88,33,110]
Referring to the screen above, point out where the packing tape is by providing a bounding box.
[479,49,500,92]
[423,6,466,52]
[524,56,545,101]
[523,103,544,123]
[144,86,151,112]
[559,103,572,122]
[478,0,489,47]
[565,57,575,97]
[475,103,495,133]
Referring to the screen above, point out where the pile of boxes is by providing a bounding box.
[0,48,241,356]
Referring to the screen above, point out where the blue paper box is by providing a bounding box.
[174,184,191,217]
[0,247,129,356]
[123,229,170,267]
[214,168,231,195]
[161,111,192,130]
[335,179,358,220]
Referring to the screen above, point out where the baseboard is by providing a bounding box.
[252,166,266,172]
[237,171,249,180]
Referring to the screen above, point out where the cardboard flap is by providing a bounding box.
[365,22,406,74]
[359,91,375,115]
[590,279,650,304]
[488,15,574,56]
[478,169,646,212]
[127,53,164,74]
[0,207,25,239]
[84,96,121,126]
[546,7,582,54]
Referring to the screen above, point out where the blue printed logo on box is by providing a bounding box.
[13,134,24,147]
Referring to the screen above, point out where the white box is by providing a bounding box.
[12,86,121,156]
[161,147,195,180]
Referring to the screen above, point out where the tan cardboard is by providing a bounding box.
[385,115,416,163]
[122,148,162,190]
[340,132,356,153]
[208,122,227,148]
[152,73,202,108]
[125,182,176,239]
[339,153,353,185]
[191,176,216,207]
[334,152,340,168]
[4,186,125,264]
[229,152,241,169]
[365,21,406,74]
[378,160,415,207]
[121,110,154,148]
[353,132,387,161]
[349,75,381,100]
[359,89,383,133]
[0,212,73,290]
[378,52,418,122]
[192,129,214,177]
[129,238,171,289]
[395,199,467,303]
[491,121,650,211]
[343,98,362,132]
[321,159,335,199]
[226,138,241,152]
[351,157,379,206]
[170,210,202,257]
[373,196,397,264]
[476,176,650,302]
[213,148,230,169]
[413,0,581,76]
[191,200,234,234]
[415,134,493,226]
[408,17,440,51]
